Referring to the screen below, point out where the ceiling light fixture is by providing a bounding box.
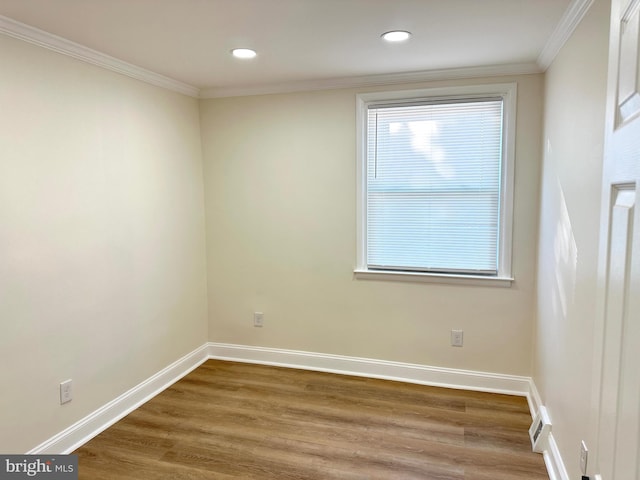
[231,48,257,59]
[381,30,411,43]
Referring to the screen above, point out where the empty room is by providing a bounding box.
[1,0,638,478]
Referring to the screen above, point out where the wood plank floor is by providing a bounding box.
[75,360,548,479]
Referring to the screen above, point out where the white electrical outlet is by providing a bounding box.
[451,329,463,347]
[254,312,264,327]
[60,379,73,404]
[580,440,588,475]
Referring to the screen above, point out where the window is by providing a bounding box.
[355,84,516,286]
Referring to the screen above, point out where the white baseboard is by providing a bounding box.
[207,342,534,398]
[525,382,568,480]
[543,432,569,480]
[29,339,547,471]
[208,343,562,478]
[27,343,210,454]
[527,378,544,419]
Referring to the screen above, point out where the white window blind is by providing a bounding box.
[366,98,504,275]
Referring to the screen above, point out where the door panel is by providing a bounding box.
[599,187,639,479]
[597,0,640,478]
[618,0,640,122]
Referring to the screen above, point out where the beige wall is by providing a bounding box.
[0,35,209,453]
[6,4,610,459]
[534,0,609,477]
[200,75,543,375]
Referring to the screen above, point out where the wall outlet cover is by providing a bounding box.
[60,379,73,405]
[451,329,463,347]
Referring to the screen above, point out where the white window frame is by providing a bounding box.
[355,83,516,287]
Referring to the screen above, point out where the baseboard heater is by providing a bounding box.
[529,405,552,453]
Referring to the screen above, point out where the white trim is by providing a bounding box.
[30,340,545,468]
[1,2,591,100]
[0,15,199,98]
[200,63,540,98]
[0,13,541,100]
[527,378,544,419]
[500,82,517,278]
[543,432,570,480]
[210,343,554,477]
[206,342,532,397]
[537,0,595,70]
[353,269,513,287]
[355,83,517,284]
[27,344,210,454]
[526,382,567,480]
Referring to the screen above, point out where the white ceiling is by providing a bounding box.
[0,0,573,96]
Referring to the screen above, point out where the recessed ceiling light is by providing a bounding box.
[381,30,412,43]
[231,48,257,59]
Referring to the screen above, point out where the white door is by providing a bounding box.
[595,0,640,479]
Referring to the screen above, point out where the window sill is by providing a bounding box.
[353,269,513,287]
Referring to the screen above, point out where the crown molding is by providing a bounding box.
[0,15,200,98]
[0,11,553,100]
[537,0,595,71]
[199,62,541,98]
